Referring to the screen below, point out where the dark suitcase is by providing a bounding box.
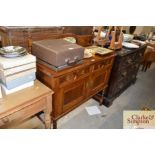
[32,39,84,70]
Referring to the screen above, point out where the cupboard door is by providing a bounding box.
[87,69,108,96]
[61,78,87,112]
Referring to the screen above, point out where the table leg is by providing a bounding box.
[53,120,57,129]
[148,62,152,68]
[44,113,51,129]
[44,95,52,129]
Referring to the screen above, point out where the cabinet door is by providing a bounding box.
[61,78,87,113]
[87,69,108,96]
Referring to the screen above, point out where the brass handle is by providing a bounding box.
[101,64,104,68]
[74,74,77,80]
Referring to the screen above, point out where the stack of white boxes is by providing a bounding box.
[0,54,36,95]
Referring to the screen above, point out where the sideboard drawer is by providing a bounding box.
[90,58,113,73]
[59,67,89,87]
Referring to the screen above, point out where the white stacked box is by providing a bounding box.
[0,54,36,95]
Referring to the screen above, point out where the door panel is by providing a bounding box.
[62,78,87,112]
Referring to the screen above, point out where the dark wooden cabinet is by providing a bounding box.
[36,54,115,128]
[101,44,147,107]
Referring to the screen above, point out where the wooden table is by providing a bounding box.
[0,80,54,129]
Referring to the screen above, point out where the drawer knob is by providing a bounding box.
[74,75,77,80]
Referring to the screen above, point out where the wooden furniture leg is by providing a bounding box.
[93,90,105,105]
[44,113,51,129]
[53,120,57,129]
[44,95,52,129]
[141,62,145,71]
[144,62,150,72]
[148,62,152,68]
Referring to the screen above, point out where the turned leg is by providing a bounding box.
[44,95,52,129]
[144,62,149,72]
[141,62,146,71]
[44,112,51,129]
[53,120,57,129]
[141,65,144,71]
[148,62,152,68]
